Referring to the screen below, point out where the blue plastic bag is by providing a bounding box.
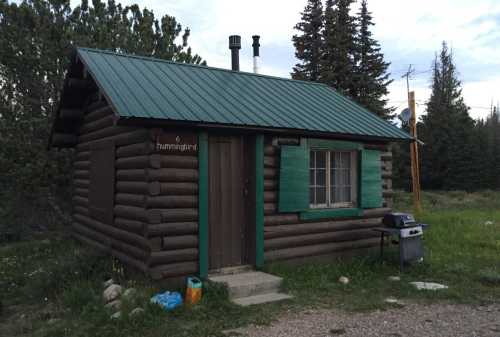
[150,291,183,311]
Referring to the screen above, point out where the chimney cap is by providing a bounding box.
[252,35,260,47]
[229,35,241,49]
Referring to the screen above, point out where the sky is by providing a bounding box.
[71,0,500,120]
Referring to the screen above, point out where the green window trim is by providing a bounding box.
[299,208,363,221]
[255,135,264,268]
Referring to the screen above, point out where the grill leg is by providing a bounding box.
[379,232,385,260]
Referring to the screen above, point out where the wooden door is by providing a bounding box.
[208,135,247,270]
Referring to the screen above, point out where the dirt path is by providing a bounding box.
[232,303,500,337]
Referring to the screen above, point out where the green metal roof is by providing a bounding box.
[76,47,411,140]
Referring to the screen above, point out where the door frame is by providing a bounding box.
[198,131,263,277]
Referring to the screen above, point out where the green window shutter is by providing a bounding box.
[360,149,382,208]
[278,143,309,212]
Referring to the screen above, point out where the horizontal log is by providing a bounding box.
[73,195,88,207]
[114,205,147,222]
[116,142,155,157]
[264,214,299,226]
[162,235,198,250]
[77,129,152,151]
[74,179,89,188]
[73,205,89,216]
[276,137,300,145]
[363,143,389,151]
[264,168,278,179]
[264,145,278,156]
[149,261,198,280]
[116,169,148,181]
[382,171,392,179]
[265,228,379,250]
[264,203,277,215]
[116,168,198,182]
[73,213,150,251]
[75,151,90,161]
[60,108,84,120]
[72,231,148,273]
[79,125,134,143]
[147,208,198,224]
[114,217,146,235]
[73,161,90,170]
[148,168,198,182]
[363,208,391,218]
[79,114,114,134]
[116,181,149,194]
[116,155,161,169]
[381,152,393,161]
[147,222,198,237]
[116,193,145,208]
[148,182,198,196]
[264,191,277,203]
[73,187,88,198]
[156,155,198,169]
[73,170,89,179]
[264,156,279,168]
[149,248,198,266]
[265,237,380,262]
[264,217,383,239]
[52,133,77,147]
[264,180,278,191]
[84,105,112,123]
[146,195,198,209]
[72,221,147,260]
[382,190,394,197]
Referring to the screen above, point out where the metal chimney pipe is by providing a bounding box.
[252,35,260,74]
[228,35,241,71]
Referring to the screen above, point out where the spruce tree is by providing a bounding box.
[419,42,475,190]
[353,0,393,119]
[320,0,357,96]
[291,0,323,81]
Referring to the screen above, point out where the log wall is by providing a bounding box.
[71,95,152,273]
[263,137,393,262]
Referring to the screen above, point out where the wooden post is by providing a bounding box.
[409,91,422,213]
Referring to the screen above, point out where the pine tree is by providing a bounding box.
[291,0,323,81]
[419,42,475,190]
[320,0,357,96]
[353,0,393,119]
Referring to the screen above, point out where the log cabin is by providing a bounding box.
[50,40,411,280]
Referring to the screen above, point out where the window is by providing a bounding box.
[309,150,357,208]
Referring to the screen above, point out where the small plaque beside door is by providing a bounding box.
[155,131,198,155]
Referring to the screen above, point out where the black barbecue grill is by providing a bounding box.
[374,213,428,271]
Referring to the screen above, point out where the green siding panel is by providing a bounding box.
[279,143,309,212]
[361,149,382,208]
[74,47,412,141]
[255,135,264,268]
[308,139,363,151]
[198,132,208,278]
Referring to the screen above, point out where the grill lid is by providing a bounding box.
[382,212,417,228]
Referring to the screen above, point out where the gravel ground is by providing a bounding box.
[231,303,500,337]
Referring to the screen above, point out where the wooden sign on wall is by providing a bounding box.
[155,131,198,154]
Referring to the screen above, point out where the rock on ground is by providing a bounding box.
[129,307,144,317]
[410,282,448,290]
[103,284,122,303]
[235,303,500,337]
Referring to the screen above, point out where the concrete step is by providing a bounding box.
[233,292,294,306]
[209,271,283,299]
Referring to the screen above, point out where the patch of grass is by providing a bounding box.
[1,191,500,336]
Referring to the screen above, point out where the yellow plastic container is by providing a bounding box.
[185,276,202,305]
